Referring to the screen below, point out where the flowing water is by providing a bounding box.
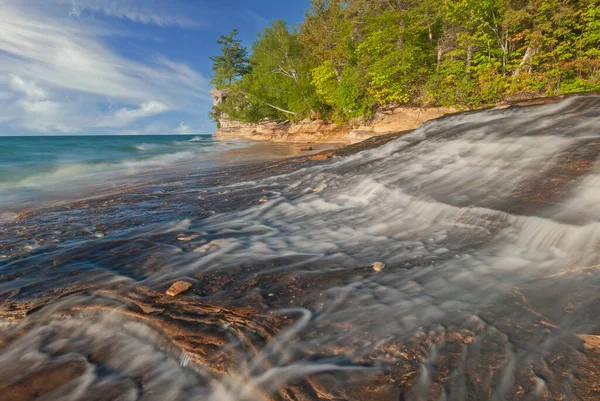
[2,97,600,400]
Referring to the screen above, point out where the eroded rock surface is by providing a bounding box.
[2,96,600,400]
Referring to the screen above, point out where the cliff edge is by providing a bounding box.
[211,89,456,144]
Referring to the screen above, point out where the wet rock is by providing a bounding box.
[0,359,87,401]
[309,151,335,161]
[578,335,600,350]
[166,281,192,297]
[194,240,229,253]
[373,262,385,272]
[178,234,199,241]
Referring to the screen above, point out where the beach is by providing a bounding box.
[2,96,600,400]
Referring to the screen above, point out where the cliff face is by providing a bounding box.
[210,89,456,144]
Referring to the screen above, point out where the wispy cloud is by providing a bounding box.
[239,10,269,28]
[0,1,209,134]
[62,0,198,28]
[97,101,170,128]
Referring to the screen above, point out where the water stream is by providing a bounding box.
[1,96,600,400]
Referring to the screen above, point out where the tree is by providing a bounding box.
[209,0,600,127]
[218,21,322,122]
[209,29,250,89]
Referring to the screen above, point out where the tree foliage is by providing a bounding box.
[209,29,250,89]
[210,0,600,124]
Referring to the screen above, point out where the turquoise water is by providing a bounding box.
[0,135,244,211]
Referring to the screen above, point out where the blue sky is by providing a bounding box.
[0,0,311,135]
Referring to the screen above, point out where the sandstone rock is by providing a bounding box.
[309,151,335,161]
[178,234,199,241]
[373,262,385,272]
[577,335,600,350]
[348,130,375,144]
[166,281,192,297]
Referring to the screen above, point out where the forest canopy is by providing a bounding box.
[210,0,600,124]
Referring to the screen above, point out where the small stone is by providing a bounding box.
[166,281,192,297]
[178,234,198,241]
[259,198,269,203]
[194,239,229,253]
[373,262,385,272]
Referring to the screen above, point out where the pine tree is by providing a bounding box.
[209,29,250,89]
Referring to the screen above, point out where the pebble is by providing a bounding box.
[166,281,192,297]
[194,239,229,253]
[373,262,385,272]
[178,234,199,241]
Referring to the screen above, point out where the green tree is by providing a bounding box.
[219,20,321,122]
[209,29,250,89]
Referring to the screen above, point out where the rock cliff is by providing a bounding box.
[210,89,456,144]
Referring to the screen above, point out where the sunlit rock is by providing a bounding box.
[166,281,192,297]
[373,262,386,272]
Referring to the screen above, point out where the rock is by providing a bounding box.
[577,335,600,349]
[194,240,229,253]
[166,281,192,297]
[373,262,385,272]
[259,198,269,203]
[309,151,335,161]
[300,146,313,151]
[178,234,199,241]
[348,130,375,144]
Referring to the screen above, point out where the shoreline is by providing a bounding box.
[214,93,597,144]
[0,140,341,219]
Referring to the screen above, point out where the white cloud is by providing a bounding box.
[97,101,170,128]
[175,122,193,134]
[9,75,48,100]
[0,1,210,134]
[61,0,198,27]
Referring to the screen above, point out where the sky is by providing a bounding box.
[0,0,311,136]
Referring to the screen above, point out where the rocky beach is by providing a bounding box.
[2,96,600,400]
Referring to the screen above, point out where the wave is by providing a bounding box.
[189,135,209,142]
[0,149,213,211]
[134,142,163,152]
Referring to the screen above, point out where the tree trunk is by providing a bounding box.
[466,45,473,73]
[265,102,297,116]
[513,44,536,77]
[333,65,341,82]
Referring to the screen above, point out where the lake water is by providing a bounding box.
[0,135,249,211]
